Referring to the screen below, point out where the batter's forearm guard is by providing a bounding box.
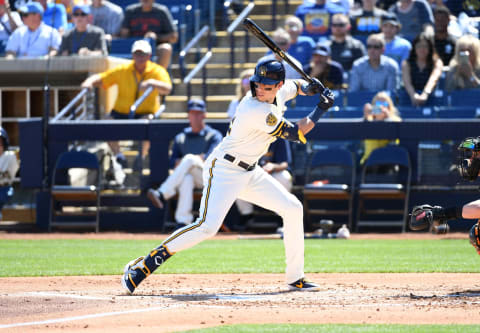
[271,119,306,144]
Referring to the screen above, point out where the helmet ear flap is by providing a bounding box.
[250,80,256,97]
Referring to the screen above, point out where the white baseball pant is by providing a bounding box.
[236,169,293,215]
[162,152,305,284]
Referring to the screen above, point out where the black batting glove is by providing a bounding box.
[301,78,324,96]
[317,88,335,110]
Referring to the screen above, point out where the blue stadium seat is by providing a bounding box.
[346,90,384,107]
[447,89,480,107]
[324,106,363,118]
[109,38,156,59]
[436,106,480,118]
[398,106,435,119]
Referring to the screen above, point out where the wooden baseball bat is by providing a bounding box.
[243,18,325,91]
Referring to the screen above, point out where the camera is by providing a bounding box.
[459,50,470,64]
[371,106,382,115]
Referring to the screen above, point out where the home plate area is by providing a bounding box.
[2,273,480,332]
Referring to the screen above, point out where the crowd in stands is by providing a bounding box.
[0,0,177,68]
[0,0,478,101]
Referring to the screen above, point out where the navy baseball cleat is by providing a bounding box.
[121,245,172,294]
[288,277,320,291]
[121,256,147,294]
[147,189,165,209]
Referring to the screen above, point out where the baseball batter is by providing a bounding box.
[410,136,480,254]
[122,59,334,293]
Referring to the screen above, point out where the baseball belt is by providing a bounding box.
[224,154,256,171]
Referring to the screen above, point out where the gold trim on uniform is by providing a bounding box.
[266,112,278,126]
[270,120,285,137]
[162,158,217,246]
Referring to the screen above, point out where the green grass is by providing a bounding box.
[185,324,480,332]
[0,238,478,277]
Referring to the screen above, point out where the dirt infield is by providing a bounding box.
[1,232,480,332]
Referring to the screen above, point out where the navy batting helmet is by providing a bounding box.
[250,59,285,96]
[0,128,9,150]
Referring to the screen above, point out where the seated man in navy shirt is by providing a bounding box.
[147,99,223,228]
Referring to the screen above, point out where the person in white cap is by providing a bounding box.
[81,39,172,178]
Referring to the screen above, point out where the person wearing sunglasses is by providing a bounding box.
[58,5,107,56]
[81,39,172,179]
[410,136,480,254]
[294,0,345,41]
[5,2,60,58]
[360,91,401,164]
[328,13,366,72]
[348,33,399,92]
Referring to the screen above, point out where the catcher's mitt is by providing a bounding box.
[469,222,480,255]
[409,204,447,231]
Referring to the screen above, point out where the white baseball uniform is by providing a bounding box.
[161,80,305,284]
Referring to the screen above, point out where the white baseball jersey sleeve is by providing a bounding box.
[215,80,299,165]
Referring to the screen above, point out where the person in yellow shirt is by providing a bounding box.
[360,91,401,165]
[81,39,172,172]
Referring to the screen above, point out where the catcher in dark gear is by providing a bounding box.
[409,136,480,254]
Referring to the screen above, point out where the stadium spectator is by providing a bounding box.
[5,2,61,58]
[361,91,401,164]
[121,0,178,69]
[0,0,21,46]
[227,68,254,120]
[304,42,344,90]
[146,99,223,229]
[433,5,457,66]
[81,40,172,175]
[90,0,123,38]
[34,0,68,33]
[350,0,389,36]
[389,0,434,41]
[0,128,18,221]
[349,33,399,92]
[402,32,443,106]
[328,12,366,72]
[284,15,316,67]
[294,0,345,42]
[445,34,480,91]
[258,28,303,79]
[381,13,411,68]
[58,5,107,56]
[234,139,293,232]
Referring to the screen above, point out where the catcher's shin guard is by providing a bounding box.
[121,245,172,294]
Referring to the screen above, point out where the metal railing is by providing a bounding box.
[179,24,212,101]
[129,86,154,119]
[51,88,95,122]
[226,1,255,78]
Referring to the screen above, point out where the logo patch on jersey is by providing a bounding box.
[266,113,277,126]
